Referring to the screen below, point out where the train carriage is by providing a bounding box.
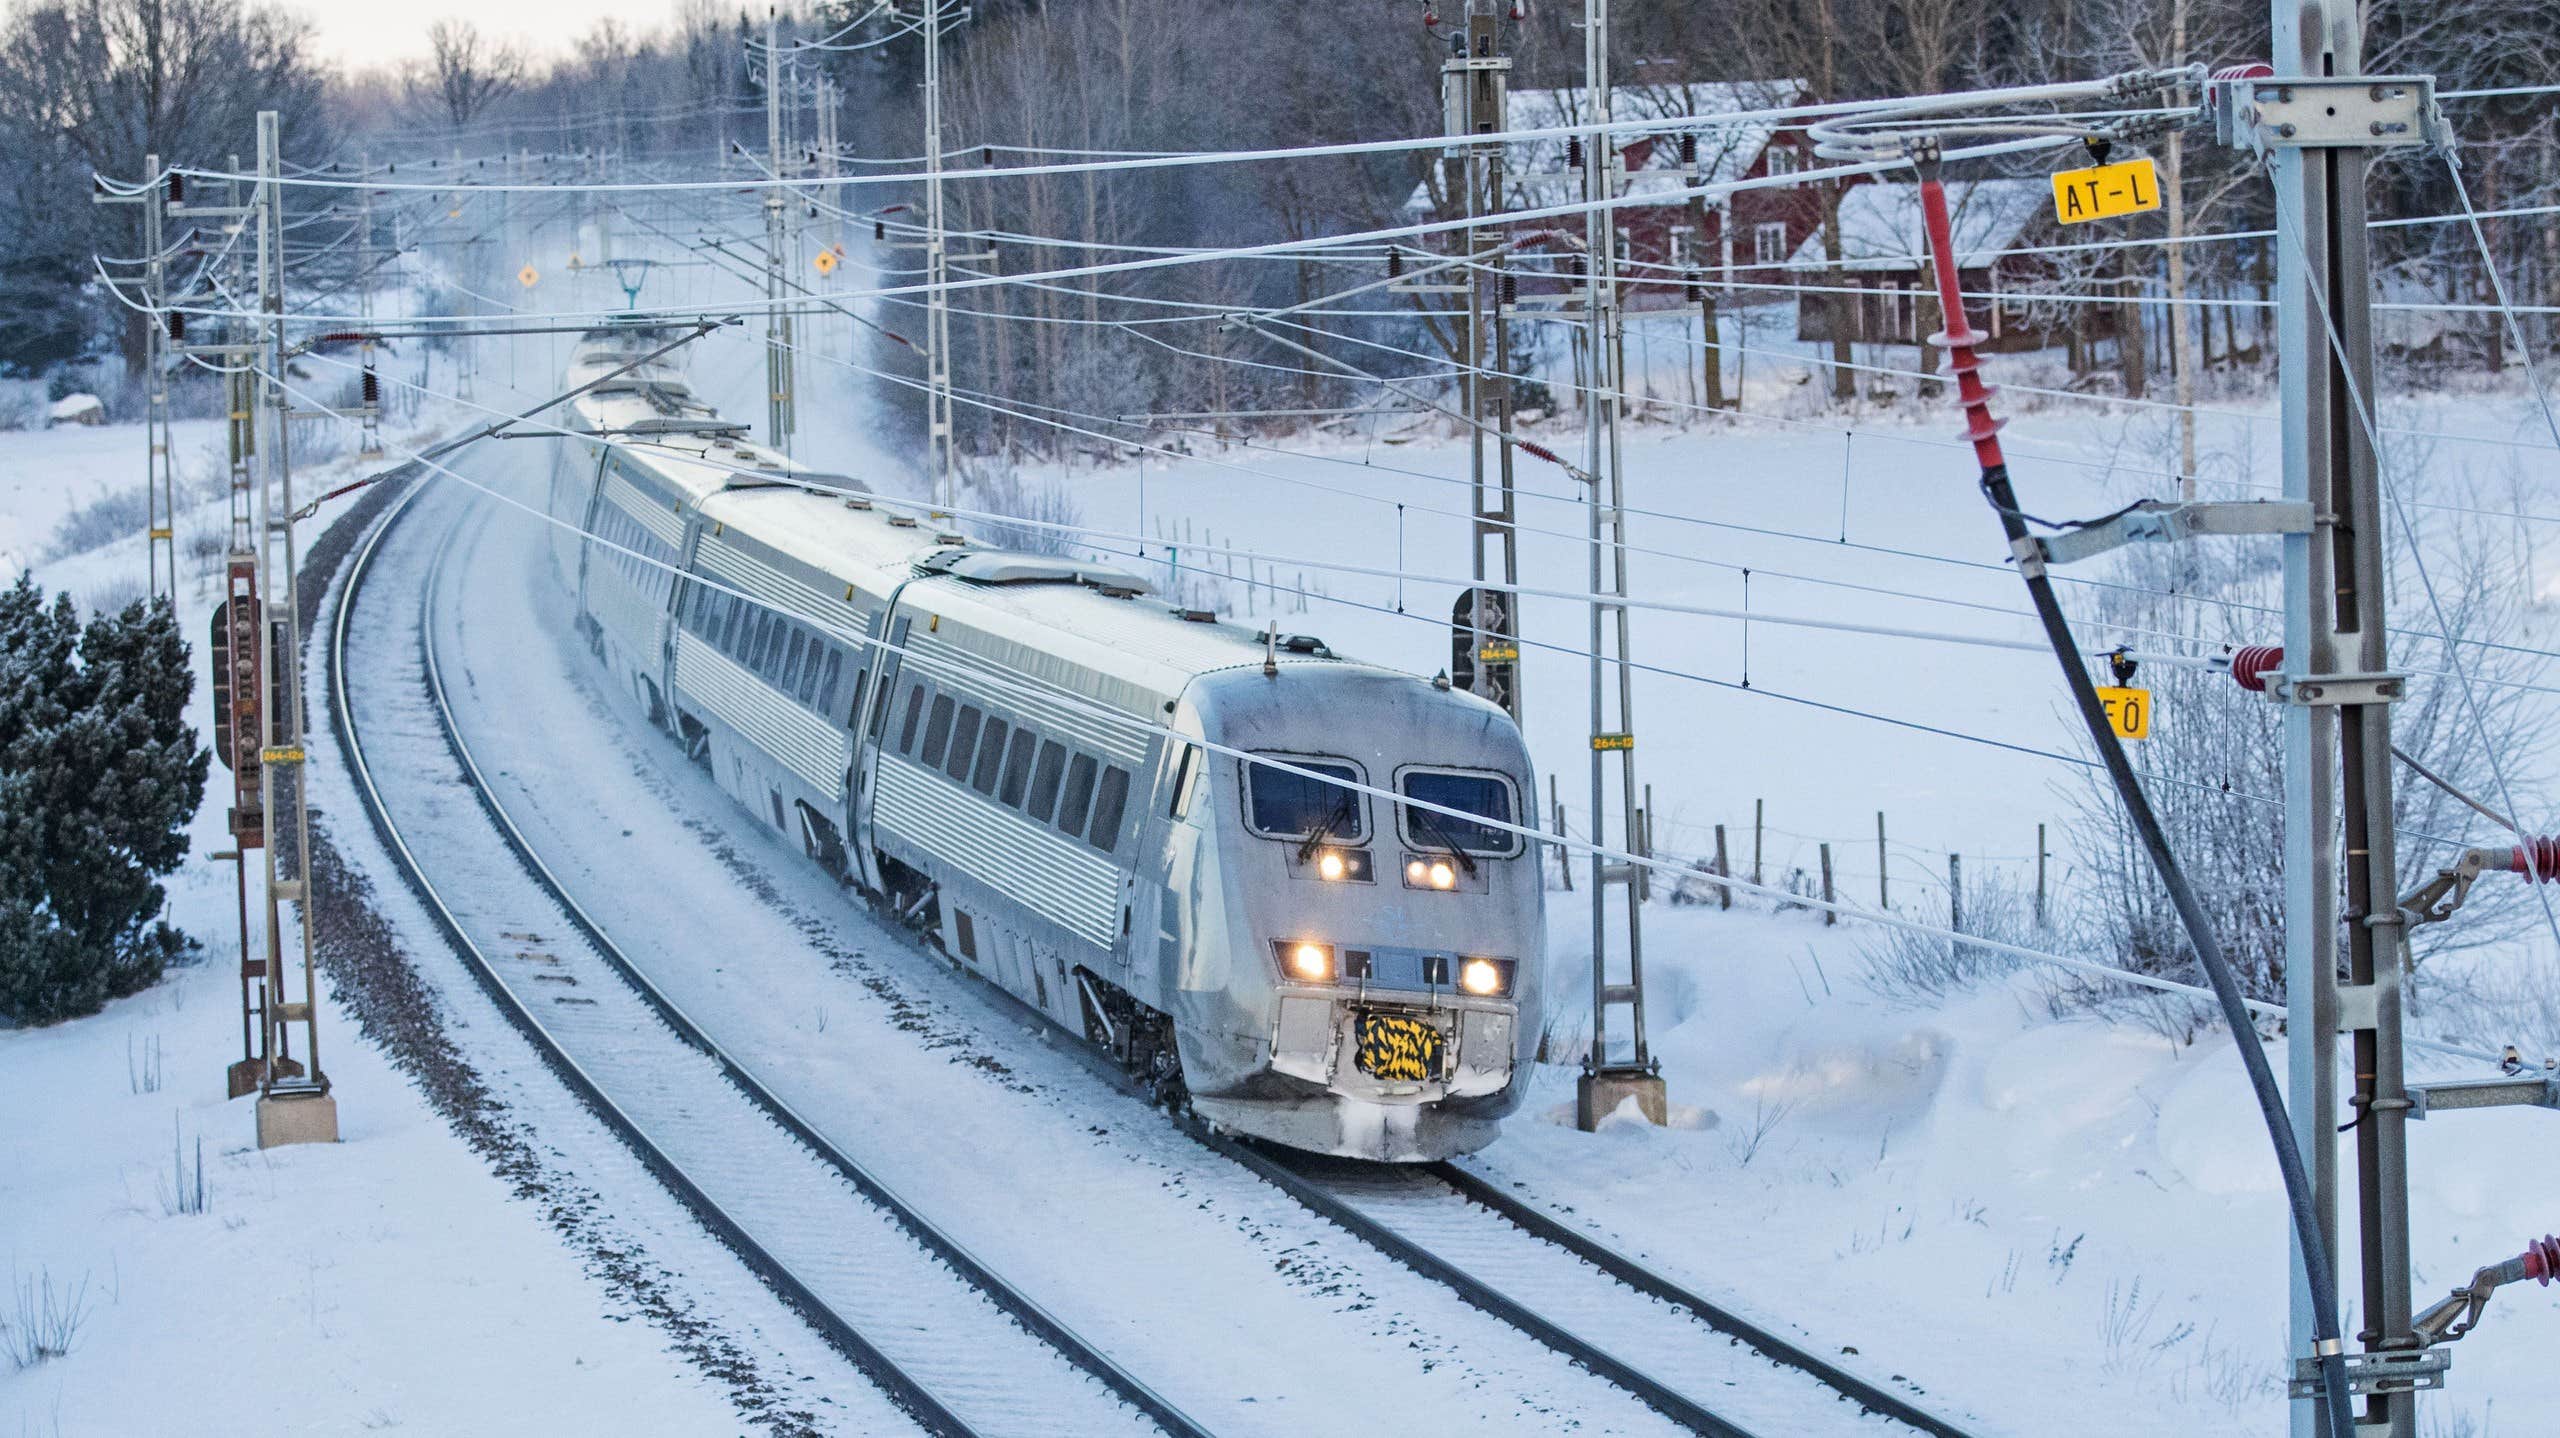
[544,324,1546,1160]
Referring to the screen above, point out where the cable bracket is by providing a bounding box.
[2407,1075,2560,1120]
[2031,499,2311,567]
[2260,669,2407,707]
[2289,1348,2447,1398]
[2212,75,2446,155]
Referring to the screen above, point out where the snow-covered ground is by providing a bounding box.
[10,212,2560,1437]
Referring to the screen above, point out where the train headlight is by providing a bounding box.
[1405,859,1428,885]
[1317,851,1346,880]
[1428,860,1456,890]
[1283,941,1335,982]
[1458,957,1505,997]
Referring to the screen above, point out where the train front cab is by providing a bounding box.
[1160,666,1543,1161]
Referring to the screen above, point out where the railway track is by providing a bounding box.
[331,480,1207,1438]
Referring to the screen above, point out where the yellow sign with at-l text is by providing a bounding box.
[814,249,838,276]
[518,264,539,288]
[2051,158,2161,225]
[2095,685,2152,740]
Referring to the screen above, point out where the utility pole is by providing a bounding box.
[251,110,336,1147]
[1573,0,1665,1131]
[920,0,958,508]
[356,153,382,458]
[2247,7,2418,1431]
[90,156,177,598]
[764,6,797,454]
[1440,0,1522,725]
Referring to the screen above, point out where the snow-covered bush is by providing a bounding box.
[42,483,150,561]
[2057,497,2549,1017]
[0,577,206,1025]
[1861,864,2044,1005]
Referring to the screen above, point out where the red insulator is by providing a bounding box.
[2526,1235,2560,1282]
[2210,62,2275,81]
[1500,272,1517,305]
[360,367,379,405]
[1565,136,1584,169]
[1387,248,1403,278]
[1422,6,1438,26]
[1679,133,1698,167]
[2230,644,2283,693]
[2512,837,2560,882]
[167,173,184,203]
[166,310,184,342]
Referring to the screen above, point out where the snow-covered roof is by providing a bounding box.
[1782,179,2046,273]
[47,393,102,422]
[1402,79,1806,218]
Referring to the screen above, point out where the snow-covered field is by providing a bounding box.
[9,248,2560,1436]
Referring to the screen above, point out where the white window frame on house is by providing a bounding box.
[1753,221,1789,267]
[1765,145,1798,177]
[1669,224,1696,269]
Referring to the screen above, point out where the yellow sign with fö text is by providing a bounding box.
[2051,158,2162,224]
[2096,686,2152,740]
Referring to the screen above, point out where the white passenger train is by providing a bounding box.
[541,324,1546,1159]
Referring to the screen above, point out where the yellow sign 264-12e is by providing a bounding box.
[2095,685,2152,740]
[2050,157,2162,224]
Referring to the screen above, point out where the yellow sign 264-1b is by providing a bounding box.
[2051,158,2162,224]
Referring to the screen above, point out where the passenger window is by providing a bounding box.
[1086,766,1130,853]
[999,729,1035,807]
[971,719,1008,794]
[720,595,743,653]
[945,706,982,781]
[818,652,843,714]
[782,630,807,691]
[898,684,926,753]
[1244,756,1364,841]
[1398,769,1522,856]
[919,694,954,767]
[1057,754,1098,839]
[1027,741,1067,821]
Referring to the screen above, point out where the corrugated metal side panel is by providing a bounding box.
[603,470,685,550]
[696,533,867,641]
[588,555,665,664]
[904,631,1152,767]
[874,756,1118,946]
[674,633,848,799]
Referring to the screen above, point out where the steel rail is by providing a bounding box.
[1423,1161,1978,1438]
[331,479,1207,1438]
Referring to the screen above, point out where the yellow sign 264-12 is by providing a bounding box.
[2050,157,2162,224]
[2095,685,2152,740]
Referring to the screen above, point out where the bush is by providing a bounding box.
[0,575,206,1024]
[43,483,151,561]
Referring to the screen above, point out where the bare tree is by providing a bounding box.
[0,0,329,370]
[410,18,523,136]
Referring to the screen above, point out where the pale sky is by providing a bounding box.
[302,0,685,73]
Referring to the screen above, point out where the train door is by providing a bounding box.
[848,610,911,895]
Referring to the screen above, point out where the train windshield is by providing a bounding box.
[1245,756,1364,841]
[1398,769,1520,856]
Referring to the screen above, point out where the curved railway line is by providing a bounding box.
[332,478,1207,1438]
[334,474,1987,1438]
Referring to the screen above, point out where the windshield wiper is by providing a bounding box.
[1296,791,1357,864]
[1406,804,1481,876]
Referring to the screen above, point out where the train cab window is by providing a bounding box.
[1027,741,1068,821]
[898,684,927,753]
[1397,768,1522,857]
[1086,766,1130,853]
[945,706,984,781]
[1056,754,1099,839]
[971,719,1009,794]
[1244,756,1365,842]
[1168,745,1199,819]
[999,729,1035,807]
[846,667,870,728]
[919,695,955,767]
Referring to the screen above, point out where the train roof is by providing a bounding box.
[565,338,1442,720]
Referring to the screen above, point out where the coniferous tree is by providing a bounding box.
[0,575,206,1024]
